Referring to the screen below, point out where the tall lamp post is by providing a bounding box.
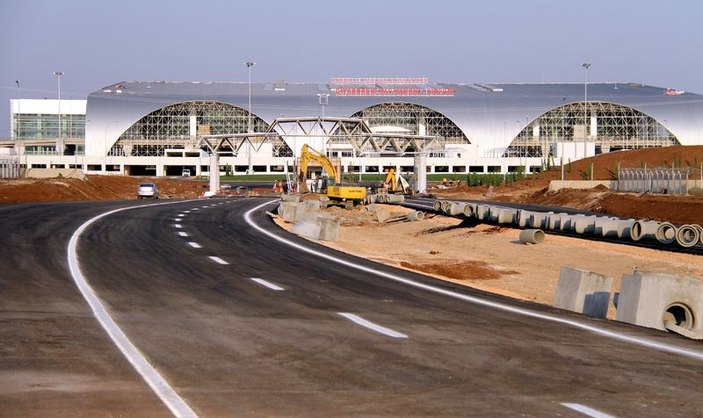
[244,61,255,174]
[14,80,21,139]
[317,93,329,156]
[53,71,64,155]
[581,62,591,157]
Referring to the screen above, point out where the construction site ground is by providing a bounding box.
[2,146,703,316]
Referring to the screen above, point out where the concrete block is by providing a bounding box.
[291,221,321,240]
[554,267,613,319]
[281,194,301,203]
[376,209,391,223]
[281,202,306,223]
[305,199,321,211]
[316,213,340,242]
[615,271,703,332]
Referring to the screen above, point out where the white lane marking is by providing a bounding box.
[562,403,615,418]
[67,202,198,417]
[201,206,209,208]
[338,313,408,339]
[192,208,199,211]
[244,201,703,362]
[173,224,182,229]
[184,211,191,213]
[250,278,285,291]
[173,218,182,222]
[178,232,188,237]
[188,242,202,249]
[177,214,186,217]
[209,256,229,265]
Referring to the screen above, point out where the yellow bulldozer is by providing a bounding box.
[298,144,367,208]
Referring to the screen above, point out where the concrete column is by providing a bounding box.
[414,153,427,194]
[209,153,220,193]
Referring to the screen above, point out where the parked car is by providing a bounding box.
[182,169,191,177]
[137,182,160,199]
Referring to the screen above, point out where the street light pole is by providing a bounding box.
[317,93,329,156]
[15,80,21,139]
[53,71,64,155]
[244,61,255,175]
[581,62,591,157]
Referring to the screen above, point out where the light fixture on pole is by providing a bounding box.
[244,61,255,174]
[53,71,64,150]
[581,62,591,156]
[15,80,21,139]
[317,93,329,156]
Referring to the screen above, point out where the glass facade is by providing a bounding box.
[13,113,85,140]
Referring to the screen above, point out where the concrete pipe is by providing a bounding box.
[594,217,616,236]
[449,202,467,216]
[441,201,453,214]
[531,212,551,229]
[600,219,622,237]
[406,210,425,221]
[558,214,573,231]
[386,194,405,204]
[489,206,500,223]
[462,203,475,217]
[676,224,700,248]
[497,208,518,225]
[656,222,678,245]
[573,216,596,235]
[615,219,636,239]
[630,220,660,241]
[518,210,533,228]
[548,213,567,230]
[519,229,546,244]
[476,204,491,221]
[433,200,443,212]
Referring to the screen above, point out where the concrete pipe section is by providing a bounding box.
[441,201,453,214]
[656,222,678,245]
[497,208,518,225]
[630,220,660,241]
[573,216,596,235]
[518,210,532,228]
[406,210,425,221]
[449,202,467,216]
[676,224,701,248]
[519,229,546,244]
[616,219,636,239]
[433,200,443,212]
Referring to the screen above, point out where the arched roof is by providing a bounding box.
[85,80,703,156]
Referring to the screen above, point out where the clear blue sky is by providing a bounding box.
[1,0,701,137]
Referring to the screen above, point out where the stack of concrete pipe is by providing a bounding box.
[432,199,703,249]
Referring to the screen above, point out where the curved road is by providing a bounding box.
[1,198,702,417]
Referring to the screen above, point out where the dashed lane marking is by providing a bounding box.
[177,232,188,237]
[68,202,198,417]
[338,313,408,339]
[208,256,229,265]
[250,278,285,291]
[188,242,202,249]
[561,403,615,418]
[244,200,703,362]
[173,224,182,229]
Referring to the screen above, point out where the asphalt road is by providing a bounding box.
[1,198,702,417]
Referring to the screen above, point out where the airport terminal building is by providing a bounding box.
[6,78,703,178]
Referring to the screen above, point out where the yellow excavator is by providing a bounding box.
[382,168,414,196]
[298,144,367,208]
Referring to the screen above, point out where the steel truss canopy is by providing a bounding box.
[198,116,441,156]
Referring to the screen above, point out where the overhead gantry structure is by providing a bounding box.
[198,116,441,193]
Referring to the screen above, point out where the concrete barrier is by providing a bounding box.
[291,220,322,240]
[615,271,703,332]
[281,194,301,203]
[316,213,340,242]
[554,267,613,319]
[281,202,306,223]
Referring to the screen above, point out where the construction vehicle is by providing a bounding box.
[298,144,366,208]
[381,168,415,196]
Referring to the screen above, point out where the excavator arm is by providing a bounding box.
[298,144,339,193]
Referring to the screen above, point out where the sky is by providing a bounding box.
[1,0,702,137]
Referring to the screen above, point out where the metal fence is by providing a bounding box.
[617,168,691,195]
[0,156,20,178]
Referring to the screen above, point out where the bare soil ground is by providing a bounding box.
[3,147,703,315]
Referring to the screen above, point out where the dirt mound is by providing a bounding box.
[0,176,207,203]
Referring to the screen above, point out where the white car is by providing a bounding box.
[182,169,191,177]
[137,183,160,199]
